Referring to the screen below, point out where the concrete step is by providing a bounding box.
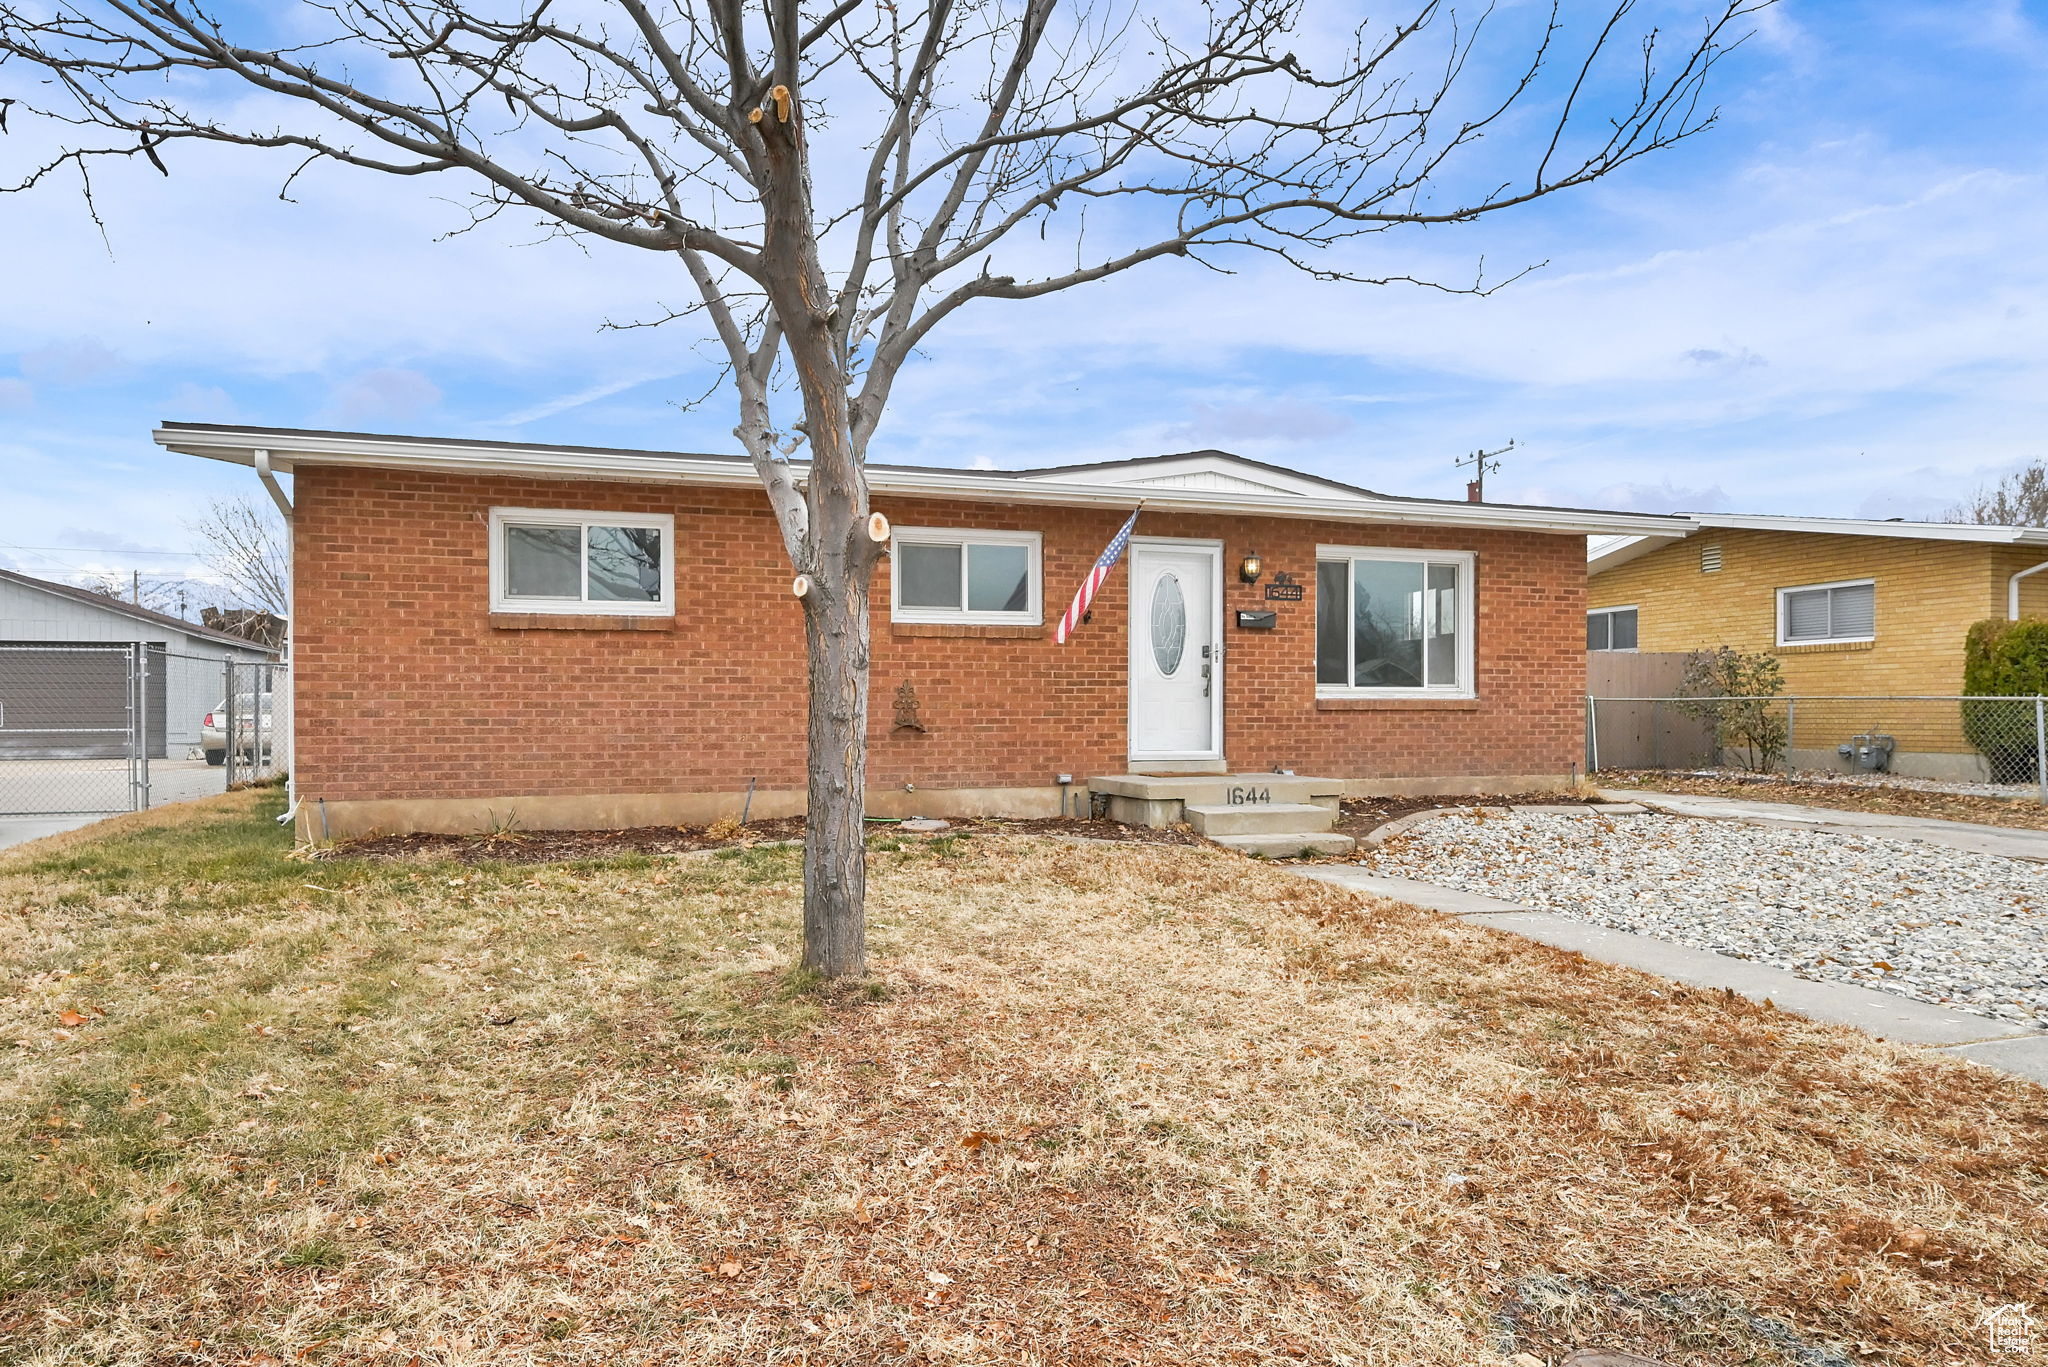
[1183,802,1338,836]
[1092,773,1344,827]
[1211,832,1357,859]
[1092,772,1343,804]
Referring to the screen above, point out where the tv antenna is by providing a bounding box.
[1456,439,1517,502]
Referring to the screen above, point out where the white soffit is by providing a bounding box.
[153,425,1690,537]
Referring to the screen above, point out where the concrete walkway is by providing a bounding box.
[0,814,101,853]
[1297,866,2048,1086]
[1599,786,2048,862]
[0,759,228,854]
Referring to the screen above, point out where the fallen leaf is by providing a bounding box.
[57,1009,88,1027]
[718,1260,742,1278]
[925,1270,954,1285]
[960,1130,1001,1151]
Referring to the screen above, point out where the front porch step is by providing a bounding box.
[1211,832,1357,858]
[1091,772,1345,828]
[1183,802,1338,837]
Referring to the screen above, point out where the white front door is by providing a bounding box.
[1128,539,1223,762]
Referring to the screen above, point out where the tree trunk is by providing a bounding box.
[750,65,877,979]
[799,558,870,978]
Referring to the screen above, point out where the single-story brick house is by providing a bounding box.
[155,422,1684,841]
[1588,513,2048,780]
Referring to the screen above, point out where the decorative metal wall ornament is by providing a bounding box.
[1264,569,1305,602]
[892,679,927,731]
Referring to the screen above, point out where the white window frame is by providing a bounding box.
[488,506,675,616]
[1314,544,1477,700]
[1775,577,1875,647]
[889,527,1043,625]
[1587,605,1640,653]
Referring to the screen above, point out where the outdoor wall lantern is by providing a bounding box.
[1238,550,1263,584]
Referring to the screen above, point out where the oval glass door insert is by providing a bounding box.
[1150,572,1187,675]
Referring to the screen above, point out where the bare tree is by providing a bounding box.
[188,495,291,616]
[82,569,195,618]
[1947,461,2048,528]
[0,0,1765,977]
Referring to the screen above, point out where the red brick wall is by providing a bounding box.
[292,466,1586,802]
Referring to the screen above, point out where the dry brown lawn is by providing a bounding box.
[2,789,2042,1366]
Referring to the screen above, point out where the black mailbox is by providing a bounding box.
[1235,609,1277,630]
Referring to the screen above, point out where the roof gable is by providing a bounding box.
[1010,450,1382,501]
[0,567,273,651]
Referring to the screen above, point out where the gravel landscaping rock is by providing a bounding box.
[1363,809,2048,1028]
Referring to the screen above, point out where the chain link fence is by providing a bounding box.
[0,644,288,817]
[1587,693,2048,801]
[221,658,290,787]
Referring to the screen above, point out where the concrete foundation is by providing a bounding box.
[299,783,1064,843]
[1783,746,1993,784]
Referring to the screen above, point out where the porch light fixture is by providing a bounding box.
[1238,550,1263,584]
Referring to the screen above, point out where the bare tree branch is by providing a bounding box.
[187,495,291,616]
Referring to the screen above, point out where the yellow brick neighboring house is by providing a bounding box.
[1588,515,2048,780]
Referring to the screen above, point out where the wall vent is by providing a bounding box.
[1700,542,1723,573]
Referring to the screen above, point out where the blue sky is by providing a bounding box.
[4,1,2048,600]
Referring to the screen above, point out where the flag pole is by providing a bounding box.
[1055,501,1144,645]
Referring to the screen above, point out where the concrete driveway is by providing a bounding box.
[0,757,228,852]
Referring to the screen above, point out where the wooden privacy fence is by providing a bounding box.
[1585,653,1715,772]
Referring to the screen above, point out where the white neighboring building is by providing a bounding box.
[0,568,276,757]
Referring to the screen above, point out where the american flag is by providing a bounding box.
[1055,507,1141,644]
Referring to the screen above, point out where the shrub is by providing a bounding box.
[1673,646,1788,772]
[1961,618,2048,784]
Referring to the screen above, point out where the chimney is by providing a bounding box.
[1466,480,1483,502]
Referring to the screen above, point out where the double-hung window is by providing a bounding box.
[890,527,1042,625]
[1315,546,1475,697]
[489,507,674,615]
[1777,578,1874,645]
[1587,606,1639,651]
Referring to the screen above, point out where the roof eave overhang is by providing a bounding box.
[1689,515,2048,546]
[1588,532,1693,574]
[155,426,1692,538]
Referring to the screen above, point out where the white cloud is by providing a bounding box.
[323,368,443,426]
[1170,400,1355,446]
[165,382,240,423]
[488,370,682,428]
[2,18,2047,534]
[19,338,125,386]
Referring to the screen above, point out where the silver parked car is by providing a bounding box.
[200,694,274,766]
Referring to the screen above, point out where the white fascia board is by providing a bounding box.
[1690,513,2048,545]
[155,426,761,487]
[154,426,1691,537]
[873,466,1688,534]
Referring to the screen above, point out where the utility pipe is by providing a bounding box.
[2010,558,2048,620]
[253,448,298,825]
[253,448,293,519]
